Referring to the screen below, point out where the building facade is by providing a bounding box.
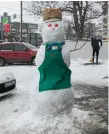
[0,14,42,46]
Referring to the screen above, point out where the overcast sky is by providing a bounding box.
[0,1,20,16]
[0,1,102,24]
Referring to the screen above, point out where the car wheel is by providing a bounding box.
[0,58,5,66]
[31,57,36,65]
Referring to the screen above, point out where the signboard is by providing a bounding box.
[2,17,8,24]
[0,13,11,40]
[4,24,11,33]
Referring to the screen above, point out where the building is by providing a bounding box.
[11,15,42,46]
[0,14,42,46]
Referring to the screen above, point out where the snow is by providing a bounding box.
[0,58,108,134]
[70,59,108,87]
[73,108,90,121]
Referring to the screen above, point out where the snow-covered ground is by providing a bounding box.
[0,58,108,134]
[70,59,108,86]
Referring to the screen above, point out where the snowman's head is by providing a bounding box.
[42,18,65,42]
[39,8,65,43]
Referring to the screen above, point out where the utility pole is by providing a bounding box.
[20,1,23,42]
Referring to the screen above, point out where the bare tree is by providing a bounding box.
[70,24,96,52]
[66,23,73,39]
[23,1,108,53]
[64,1,89,38]
[24,1,106,39]
[24,1,59,15]
[63,1,107,38]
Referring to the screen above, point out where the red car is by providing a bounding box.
[0,42,38,66]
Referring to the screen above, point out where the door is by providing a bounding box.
[13,43,31,63]
[0,43,14,62]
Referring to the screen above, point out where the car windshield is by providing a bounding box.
[23,43,37,49]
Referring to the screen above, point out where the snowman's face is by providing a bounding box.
[42,20,65,42]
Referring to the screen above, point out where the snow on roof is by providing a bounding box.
[34,30,42,34]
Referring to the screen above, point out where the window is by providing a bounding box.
[23,43,36,49]
[29,24,38,29]
[14,44,27,51]
[1,44,14,51]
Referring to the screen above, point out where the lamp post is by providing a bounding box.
[20,1,23,42]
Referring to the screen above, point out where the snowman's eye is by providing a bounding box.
[48,24,52,27]
[55,24,59,27]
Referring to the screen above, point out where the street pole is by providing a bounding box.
[20,1,23,42]
[1,17,4,41]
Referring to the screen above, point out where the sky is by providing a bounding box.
[0,1,102,24]
[0,1,20,16]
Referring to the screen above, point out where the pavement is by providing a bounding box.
[74,83,108,134]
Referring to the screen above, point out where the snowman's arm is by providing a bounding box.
[62,46,71,67]
[35,45,45,68]
[62,51,71,67]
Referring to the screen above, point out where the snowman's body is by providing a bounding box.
[31,17,74,118]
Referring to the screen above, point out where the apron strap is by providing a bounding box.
[44,42,65,51]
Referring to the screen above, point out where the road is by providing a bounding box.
[66,40,108,59]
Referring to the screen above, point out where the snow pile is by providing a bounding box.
[0,108,91,134]
[0,59,108,134]
[1,107,106,134]
[2,106,105,134]
[0,66,38,91]
[70,59,108,86]
[0,59,108,88]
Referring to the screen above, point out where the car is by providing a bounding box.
[0,72,16,97]
[0,42,38,66]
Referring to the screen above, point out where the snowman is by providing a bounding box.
[31,8,74,120]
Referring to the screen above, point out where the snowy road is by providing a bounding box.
[66,40,108,59]
[0,59,108,134]
[0,89,30,123]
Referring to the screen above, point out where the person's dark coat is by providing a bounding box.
[91,38,102,50]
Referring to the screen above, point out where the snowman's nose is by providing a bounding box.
[53,28,55,30]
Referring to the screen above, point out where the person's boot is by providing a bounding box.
[92,56,94,64]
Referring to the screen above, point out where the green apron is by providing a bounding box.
[38,42,72,92]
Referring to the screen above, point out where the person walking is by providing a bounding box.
[91,37,102,64]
